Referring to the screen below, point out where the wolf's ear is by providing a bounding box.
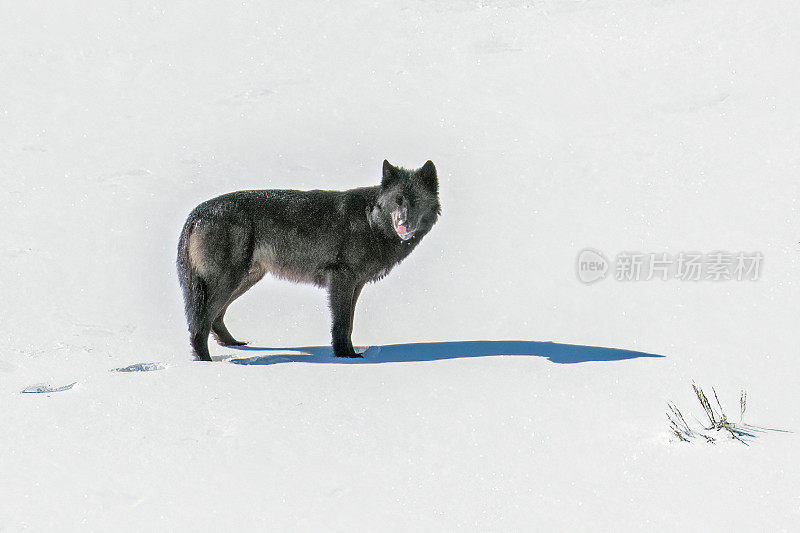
[418,160,438,194]
[381,159,399,187]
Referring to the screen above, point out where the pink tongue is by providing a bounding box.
[397,225,408,235]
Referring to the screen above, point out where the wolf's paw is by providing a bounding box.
[213,336,248,347]
[219,340,248,347]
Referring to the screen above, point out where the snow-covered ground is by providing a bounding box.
[2,0,798,530]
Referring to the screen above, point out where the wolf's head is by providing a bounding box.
[372,160,441,242]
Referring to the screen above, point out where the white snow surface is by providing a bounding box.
[2,0,799,530]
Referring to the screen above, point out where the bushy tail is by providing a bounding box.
[177,219,206,334]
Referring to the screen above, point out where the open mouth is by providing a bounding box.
[392,217,414,240]
[392,211,414,240]
[395,223,413,240]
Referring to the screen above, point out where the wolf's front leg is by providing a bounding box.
[328,273,361,358]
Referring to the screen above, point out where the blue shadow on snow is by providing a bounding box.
[226,340,663,366]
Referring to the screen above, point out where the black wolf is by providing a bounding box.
[176,160,441,361]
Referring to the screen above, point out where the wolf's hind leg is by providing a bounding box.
[211,308,247,346]
[191,325,213,361]
[211,267,265,347]
[190,294,231,361]
[187,271,247,360]
[181,271,214,361]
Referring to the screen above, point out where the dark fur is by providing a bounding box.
[177,160,441,361]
